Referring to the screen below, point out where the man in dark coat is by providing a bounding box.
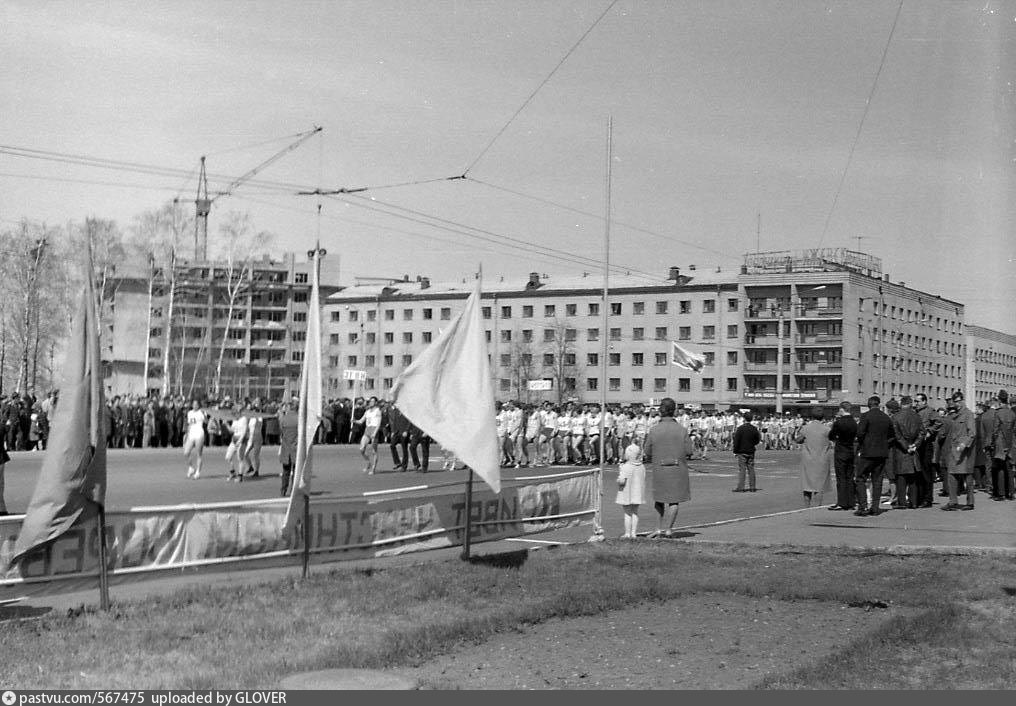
[913,393,940,507]
[645,397,695,537]
[387,404,411,471]
[989,390,1015,500]
[827,401,858,510]
[941,391,978,510]
[277,401,299,496]
[890,396,924,509]
[409,421,431,472]
[731,411,761,493]
[854,395,894,516]
[336,399,352,446]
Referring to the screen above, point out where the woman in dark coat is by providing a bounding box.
[644,398,695,538]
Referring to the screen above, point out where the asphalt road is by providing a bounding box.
[2,444,810,536]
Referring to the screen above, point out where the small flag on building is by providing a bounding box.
[671,340,706,373]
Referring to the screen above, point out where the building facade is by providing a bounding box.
[964,325,1016,404]
[102,252,340,399]
[324,249,974,412]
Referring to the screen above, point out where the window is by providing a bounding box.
[440,307,451,320]
[331,311,342,322]
[381,378,393,390]
[566,304,577,316]
[656,301,668,314]
[655,326,667,340]
[365,378,375,390]
[587,328,599,341]
[227,328,242,340]
[292,291,308,303]
[544,329,556,342]
[679,300,690,314]
[703,326,715,340]
[703,300,715,313]
[588,302,600,316]
[501,330,512,342]
[522,305,533,318]
[633,301,645,315]
[367,310,376,322]
[295,272,308,284]
[609,378,621,391]
[610,302,622,316]
[293,312,307,322]
[543,353,555,366]
[522,329,533,342]
[485,331,492,342]
[727,351,738,365]
[348,332,359,344]
[482,306,491,320]
[347,355,358,367]
[328,356,339,368]
[564,378,576,392]
[610,328,621,341]
[521,353,532,366]
[701,377,715,391]
[679,326,691,340]
[403,332,413,343]
[633,327,644,341]
[500,379,510,392]
[348,310,359,322]
[632,378,644,392]
[726,378,738,391]
[422,331,432,343]
[565,328,577,342]
[384,332,394,344]
[587,353,599,366]
[500,354,512,367]
[501,306,511,319]
[564,353,576,366]
[385,309,395,321]
[329,333,340,345]
[384,355,393,367]
[679,378,690,392]
[655,352,667,366]
[609,353,620,366]
[365,355,375,367]
[728,298,739,312]
[292,331,306,342]
[727,324,738,339]
[703,352,715,366]
[632,352,644,366]
[544,305,556,317]
[654,378,667,392]
[148,347,162,359]
[292,351,304,362]
[587,378,598,391]
[402,354,413,367]
[366,332,376,344]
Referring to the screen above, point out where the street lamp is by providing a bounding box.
[265,339,274,401]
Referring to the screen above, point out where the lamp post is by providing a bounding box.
[265,339,273,402]
[775,306,784,415]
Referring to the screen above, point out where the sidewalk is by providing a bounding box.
[679,495,1016,556]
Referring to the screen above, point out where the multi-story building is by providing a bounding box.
[102,252,340,400]
[964,325,1016,404]
[325,249,977,413]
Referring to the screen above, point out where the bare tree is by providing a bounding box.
[542,318,578,405]
[211,212,273,397]
[506,333,536,402]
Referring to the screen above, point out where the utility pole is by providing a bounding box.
[775,306,784,415]
[142,253,156,397]
[161,247,176,397]
[19,234,47,394]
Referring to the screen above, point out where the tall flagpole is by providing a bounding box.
[461,263,482,560]
[592,117,612,542]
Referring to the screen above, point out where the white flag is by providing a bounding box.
[284,252,323,530]
[671,340,706,373]
[392,278,500,493]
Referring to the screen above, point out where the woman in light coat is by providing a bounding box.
[793,408,832,507]
[616,443,646,539]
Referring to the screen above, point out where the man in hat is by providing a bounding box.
[827,401,858,510]
[854,396,894,516]
[989,390,1015,500]
[913,393,940,507]
[890,396,924,509]
[941,391,978,510]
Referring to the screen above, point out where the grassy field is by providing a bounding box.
[3,542,1016,689]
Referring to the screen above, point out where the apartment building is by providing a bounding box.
[964,325,1016,404]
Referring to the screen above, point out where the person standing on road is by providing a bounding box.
[941,392,978,511]
[732,411,761,493]
[890,396,924,509]
[644,398,694,539]
[360,397,382,474]
[277,400,299,496]
[854,396,894,516]
[989,390,1015,501]
[183,399,207,479]
[913,393,940,508]
[245,405,264,478]
[387,403,410,471]
[616,443,646,539]
[827,401,858,510]
[793,408,831,508]
[225,404,250,482]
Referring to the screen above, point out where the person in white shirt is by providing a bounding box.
[225,405,250,482]
[537,402,557,467]
[586,404,602,465]
[571,406,588,465]
[183,399,207,479]
[554,408,572,464]
[245,406,264,478]
[522,404,541,467]
[504,400,523,467]
[360,396,383,474]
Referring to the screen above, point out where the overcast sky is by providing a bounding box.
[2,1,1013,330]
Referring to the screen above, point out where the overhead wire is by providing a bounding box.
[461,0,619,176]
[815,0,904,249]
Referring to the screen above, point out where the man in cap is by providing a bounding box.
[854,396,894,516]
[941,391,978,511]
[913,393,940,507]
[989,390,1015,500]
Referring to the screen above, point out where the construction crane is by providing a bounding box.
[192,126,322,260]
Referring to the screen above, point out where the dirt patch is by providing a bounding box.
[398,592,909,689]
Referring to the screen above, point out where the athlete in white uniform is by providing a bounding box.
[538,402,557,467]
[183,399,206,479]
[245,409,264,477]
[554,409,572,464]
[225,407,250,482]
[360,397,383,474]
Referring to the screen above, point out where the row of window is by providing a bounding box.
[862,327,964,356]
[337,325,740,347]
[147,348,303,363]
[870,355,962,378]
[867,300,960,334]
[496,378,739,393]
[975,370,1015,386]
[974,349,1016,367]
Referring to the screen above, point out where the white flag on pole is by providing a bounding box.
[392,278,500,493]
[671,340,706,373]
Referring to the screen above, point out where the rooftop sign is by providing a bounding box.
[743,249,881,278]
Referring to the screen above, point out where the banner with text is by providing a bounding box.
[0,470,596,601]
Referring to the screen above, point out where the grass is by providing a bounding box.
[2,542,1016,689]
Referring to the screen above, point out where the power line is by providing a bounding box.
[816,0,904,249]
[461,0,618,176]
[297,174,465,196]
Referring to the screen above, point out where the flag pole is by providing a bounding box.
[302,492,310,579]
[96,502,110,611]
[592,117,612,542]
[460,263,482,561]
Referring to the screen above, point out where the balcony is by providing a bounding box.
[744,307,785,320]
[743,361,779,372]
[794,334,842,345]
[744,333,782,345]
[793,362,843,373]
[795,305,843,319]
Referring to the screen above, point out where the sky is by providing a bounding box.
[2,1,1014,331]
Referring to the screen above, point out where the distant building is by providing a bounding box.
[324,249,975,412]
[964,325,1016,404]
[102,252,340,400]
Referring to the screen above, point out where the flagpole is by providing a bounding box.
[460,263,482,561]
[96,502,110,611]
[592,117,611,542]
